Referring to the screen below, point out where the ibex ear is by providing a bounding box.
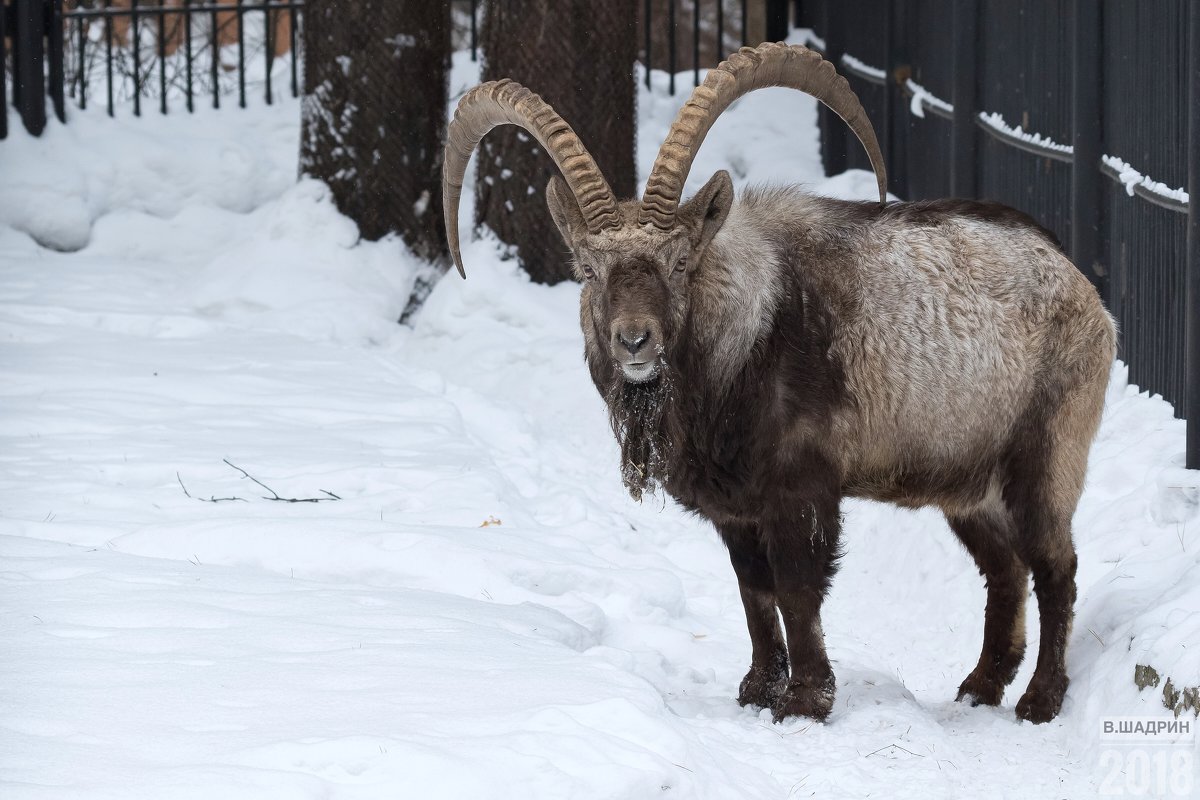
[678,170,734,258]
[546,176,587,246]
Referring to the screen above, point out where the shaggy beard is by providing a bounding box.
[606,364,674,502]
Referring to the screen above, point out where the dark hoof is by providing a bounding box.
[771,675,835,723]
[955,671,1005,707]
[738,669,786,709]
[737,650,788,709]
[1015,677,1067,723]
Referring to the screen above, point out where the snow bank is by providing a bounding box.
[0,100,297,251]
[1,35,1197,800]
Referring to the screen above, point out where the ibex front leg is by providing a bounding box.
[719,522,788,709]
[763,474,842,723]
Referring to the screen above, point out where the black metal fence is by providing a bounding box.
[1,0,303,136]
[3,0,1197,466]
[636,0,794,94]
[804,0,1199,469]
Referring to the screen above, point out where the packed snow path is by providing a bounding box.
[3,48,1198,799]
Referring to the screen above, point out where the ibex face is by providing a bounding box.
[546,172,734,383]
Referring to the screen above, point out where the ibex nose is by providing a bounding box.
[616,329,651,355]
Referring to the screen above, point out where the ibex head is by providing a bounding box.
[443,43,886,385]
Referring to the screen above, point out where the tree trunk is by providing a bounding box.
[477,0,637,285]
[300,1,450,262]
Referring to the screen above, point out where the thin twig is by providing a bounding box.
[222,459,340,503]
[177,471,246,503]
[864,743,925,759]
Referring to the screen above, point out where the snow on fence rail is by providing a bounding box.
[840,53,885,84]
[1100,154,1191,214]
[904,77,953,120]
[975,110,1075,163]
[838,49,1188,218]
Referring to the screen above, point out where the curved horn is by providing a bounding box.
[640,42,887,228]
[443,79,622,278]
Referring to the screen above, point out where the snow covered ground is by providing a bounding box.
[3,43,1199,799]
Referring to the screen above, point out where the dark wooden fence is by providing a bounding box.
[805,0,1199,469]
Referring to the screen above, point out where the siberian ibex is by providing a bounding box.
[442,42,1115,724]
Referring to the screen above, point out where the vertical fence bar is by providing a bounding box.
[47,0,64,122]
[766,0,788,41]
[0,1,7,140]
[236,0,245,108]
[1187,0,1200,469]
[741,0,747,47]
[15,0,47,135]
[644,0,651,89]
[470,0,477,62]
[210,3,219,107]
[693,0,700,86]
[157,2,167,113]
[886,0,909,198]
[12,0,23,111]
[131,0,141,116]
[105,0,113,116]
[76,14,86,109]
[1071,0,1102,290]
[950,0,977,197]
[289,1,297,97]
[819,0,845,175]
[717,0,724,58]
[264,3,273,104]
[880,0,893,195]
[669,0,676,95]
[184,0,193,111]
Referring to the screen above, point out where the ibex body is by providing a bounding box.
[444,43,1115,724]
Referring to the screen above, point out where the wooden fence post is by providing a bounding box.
[1186,0,1199,469]
[14,0,46,136]
[950,0,977,197]
[1071,0,1103,293]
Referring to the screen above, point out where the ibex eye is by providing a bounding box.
[582,264,597,281]
[675,255,688,272]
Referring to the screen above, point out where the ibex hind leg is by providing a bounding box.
[946,509,1029,708]
[1004,378,1104,724]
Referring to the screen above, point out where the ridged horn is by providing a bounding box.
[443,79,622,278]
[640,42,888,228]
